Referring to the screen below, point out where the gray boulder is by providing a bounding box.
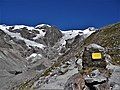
[64,73,88,90]
[82,44,107,72]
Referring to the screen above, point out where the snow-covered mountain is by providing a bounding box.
[0,24,96,89]
[0,23,119,90]
[0,24,96,47]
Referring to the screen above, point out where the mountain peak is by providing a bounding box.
[87,27,96,30]
[35,24,52,28]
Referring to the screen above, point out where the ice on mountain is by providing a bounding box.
[26,53,42,60]
[83,28,96,38]
[60,27,96,46]
[0,26,45,49]
[13,25,34,30]
[26,53,43,63]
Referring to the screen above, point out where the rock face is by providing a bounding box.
[64,73,88,90]
[84,69,110,90]
[0,48,29,90]
[82,44,107,73]
[20,27,37,40]
[43,26,63,47]
[107,64,120,90]
[0,30,12,48]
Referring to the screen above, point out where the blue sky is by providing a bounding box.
[0,0,120,30]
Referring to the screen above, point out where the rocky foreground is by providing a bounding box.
[0,23,120,90]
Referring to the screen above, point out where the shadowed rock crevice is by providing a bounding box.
[8,71,22,75]
[85,80,106,90]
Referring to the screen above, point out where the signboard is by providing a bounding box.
[92,53,102,59]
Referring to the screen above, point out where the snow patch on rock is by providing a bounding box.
[60,27,96,46]
[33,29,46,40]
[35,24,51,28]
[0,25,45,49]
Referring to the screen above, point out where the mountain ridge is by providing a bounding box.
[0,23,119,90]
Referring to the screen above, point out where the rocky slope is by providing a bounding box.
[0,23,119,90]
[0,24,95,90]
[83,23,120,65]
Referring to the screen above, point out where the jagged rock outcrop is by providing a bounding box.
[82,44,107,74]
[84,69,110,90]
[43,26,63,46]
[0,30,12,48]
[20,27,37,40]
